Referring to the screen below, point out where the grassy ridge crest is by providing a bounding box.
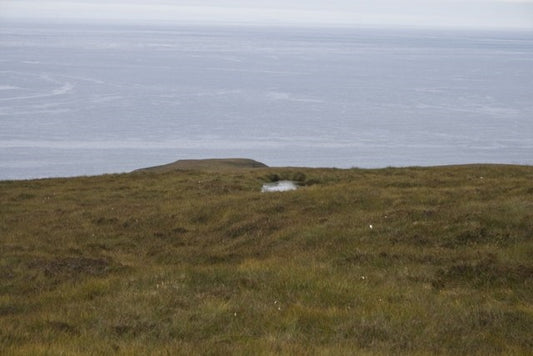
[134,158,268,173]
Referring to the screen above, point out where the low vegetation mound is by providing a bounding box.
[134,158,268,173]
[1,164,532,354]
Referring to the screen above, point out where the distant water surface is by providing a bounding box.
[1,23,532,179]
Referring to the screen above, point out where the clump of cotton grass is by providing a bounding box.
[274,300,282,311]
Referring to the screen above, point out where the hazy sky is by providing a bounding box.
[1,0,533,29]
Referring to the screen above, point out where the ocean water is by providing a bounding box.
[1,23,532,179]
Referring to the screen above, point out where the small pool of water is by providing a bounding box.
[261,180,298,193]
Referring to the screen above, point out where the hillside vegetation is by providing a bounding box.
[1,164,532,354]
[135,158,268,173]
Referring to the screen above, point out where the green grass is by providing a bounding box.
[1,164,532,354]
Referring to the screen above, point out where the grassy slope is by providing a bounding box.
[1,165,532,354]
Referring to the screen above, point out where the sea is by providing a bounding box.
[1,22,532,180]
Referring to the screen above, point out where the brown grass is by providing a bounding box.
[1,164,532,354]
